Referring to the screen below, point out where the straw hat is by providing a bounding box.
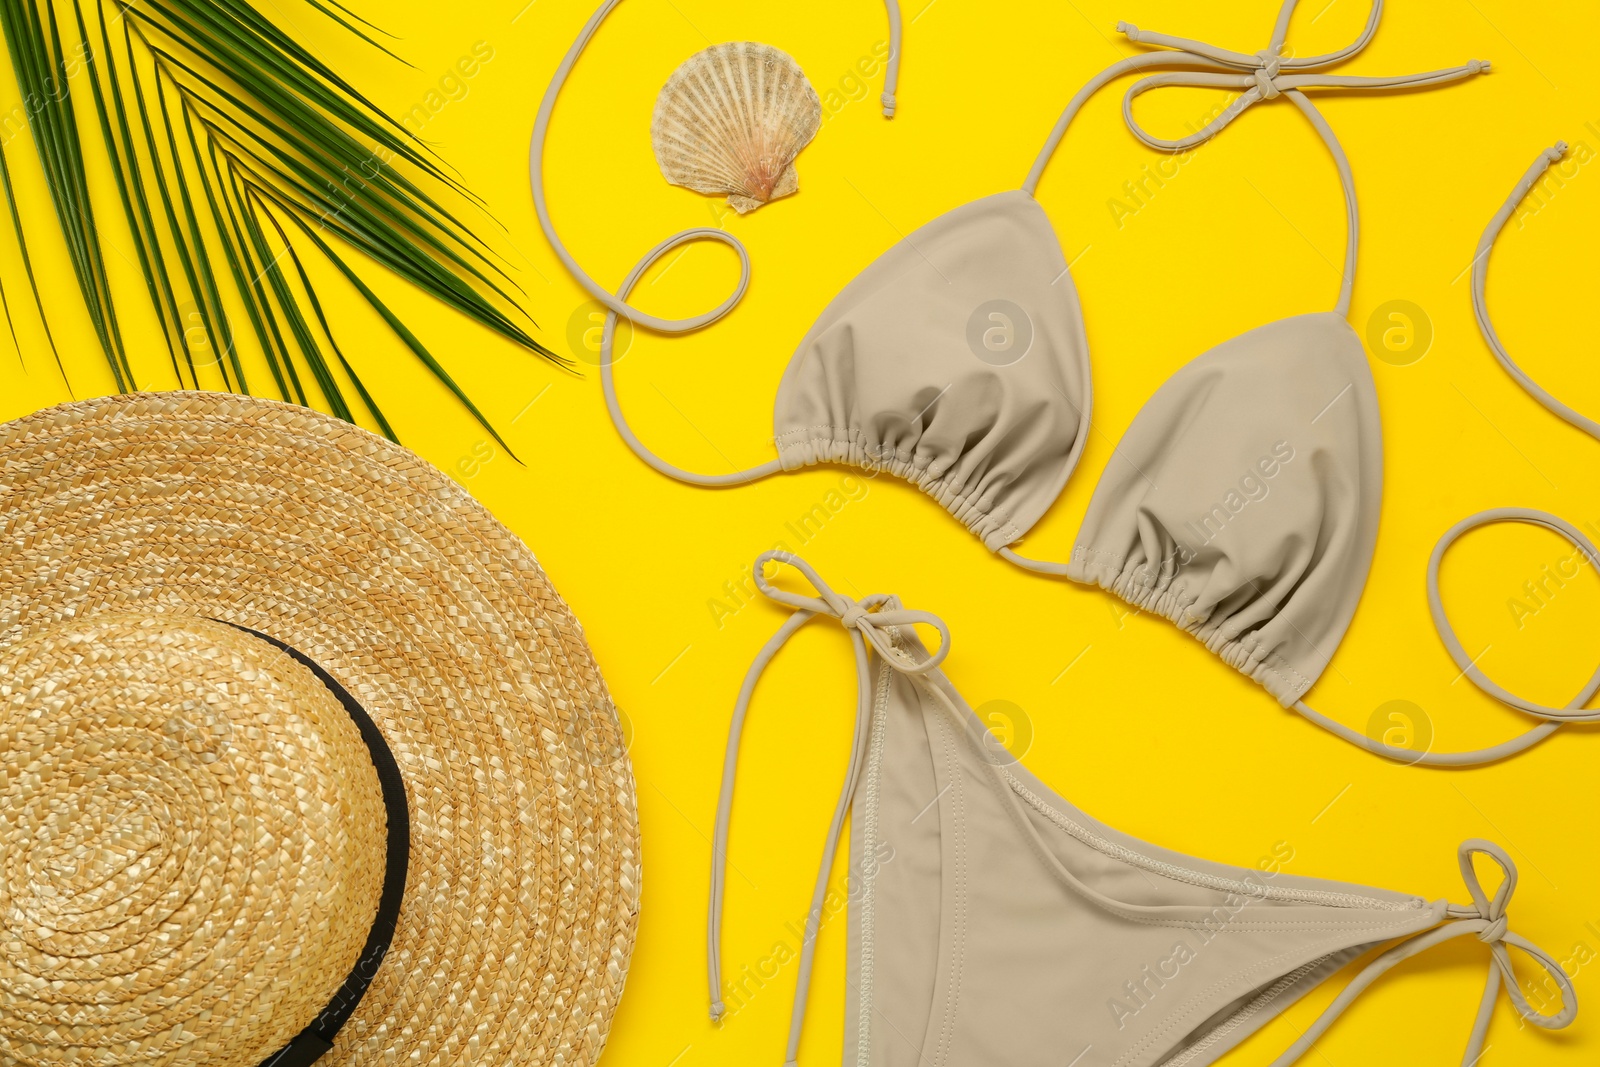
[0,393,640,1067]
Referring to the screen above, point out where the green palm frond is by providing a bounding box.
[0,0,563,448]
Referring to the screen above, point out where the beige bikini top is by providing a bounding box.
[530,0,1598,764]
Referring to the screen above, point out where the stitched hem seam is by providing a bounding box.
[854,658,893,1067]
[928,686,969,1067]
[1157,957,1329,1067]
[1003,770,1420,912]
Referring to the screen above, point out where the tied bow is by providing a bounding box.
[751,551,950,677]
[708,557,1578,1067]
[1447,840,1578,1049]
[1274,839,1576,1066]
[1110,0,1489,153]
[705,553,949,1066]
[1019,0,1490,319]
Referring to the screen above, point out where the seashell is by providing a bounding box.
[651,42,822,215]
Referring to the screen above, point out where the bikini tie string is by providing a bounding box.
[1288,143,1600,767]
[1110,0,1489,155]
[753,552,950,676]
[1272,839,1576,1066]
[1447,841,1576,1041]
[1471,141,1600,442]
[1023,0,1490,329]
[1252,50,1282,99]
[705,552,946,1064]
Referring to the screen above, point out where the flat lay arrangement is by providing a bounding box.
[0,1,1595,1066]
[537,0,1598,768]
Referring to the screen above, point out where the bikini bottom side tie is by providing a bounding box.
[706,552,1578,1067]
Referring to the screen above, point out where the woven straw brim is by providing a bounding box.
[0,393,640,1067]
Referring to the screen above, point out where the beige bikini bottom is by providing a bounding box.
[707,553,1577,1067]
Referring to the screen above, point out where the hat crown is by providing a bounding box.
[0,614,387,1067]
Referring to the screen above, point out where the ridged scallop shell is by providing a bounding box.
[652,42,822,214]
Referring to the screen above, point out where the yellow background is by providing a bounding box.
[3,0,1598,1063]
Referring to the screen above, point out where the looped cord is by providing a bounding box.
[705,552,947,1063]
[1110,0,1484,156]
[1024,0,1489,317]
[751,551,951,675]
[1424,509,1600,727]
[1272,840,1575,1066]
[1451,840,1578,1038]
[1291,144,1600,767]
[1456,840,1518,935]
[530,0,903,484]
[1472,142,1600,441]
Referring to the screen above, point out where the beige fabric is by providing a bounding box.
[1277,142,1600,765]
[774,191,1091,549]
[996,3,1485,707]
[1064,313,1382,706]
[709,554,1578,1067]
[850,645,1429,1067]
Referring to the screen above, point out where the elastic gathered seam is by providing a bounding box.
[775,426,1022,547]
[1069,544,1315,703]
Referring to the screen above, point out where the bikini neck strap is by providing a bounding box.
[1287,143,1600,766]
[1023,0,1489,317]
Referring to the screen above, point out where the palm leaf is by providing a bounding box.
[0,0,564,445]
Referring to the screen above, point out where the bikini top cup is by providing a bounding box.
[772,191,1089,549]
[534,0,1469,534]
[532,0,1087,546]
[531,2,1599,762]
